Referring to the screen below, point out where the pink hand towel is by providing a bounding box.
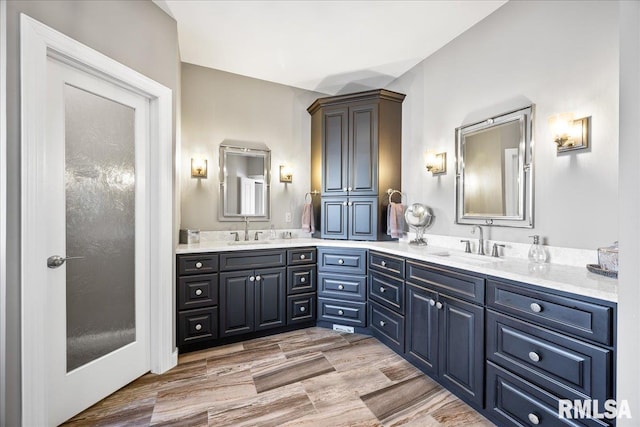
[301,202,315,233]
[387,202,404,239]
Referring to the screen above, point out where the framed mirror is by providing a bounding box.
[455,105,534,228]
[219,140,271,221]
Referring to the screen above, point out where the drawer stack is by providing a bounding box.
[485,278,616,427]
[286,247,317,325]
[368,251,405,353]
[317,247,368,329]
[176,253,219,347]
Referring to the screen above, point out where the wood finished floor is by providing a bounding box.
[63,327,496,426]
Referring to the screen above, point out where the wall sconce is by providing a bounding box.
[425,152,447,175]
[548,113,590,153]
[279,165,293,183]
[191,157,208,178]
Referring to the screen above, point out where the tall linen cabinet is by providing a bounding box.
[308,89,405,240]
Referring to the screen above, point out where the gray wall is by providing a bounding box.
[3,1,179,424]
[387,0,619,249]
[180,63,326,231]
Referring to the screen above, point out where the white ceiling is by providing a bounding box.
[154,0,507,95]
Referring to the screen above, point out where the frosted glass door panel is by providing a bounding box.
[64,84,136,372]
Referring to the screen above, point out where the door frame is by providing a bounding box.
[0,1,7,425]
[20,14,176,425]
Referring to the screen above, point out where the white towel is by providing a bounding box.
[387,202,405,239]
[301,203,315,233]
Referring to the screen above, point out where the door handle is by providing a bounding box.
[47,255,84,269]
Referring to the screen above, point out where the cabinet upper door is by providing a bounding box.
[348,196,377,241]
[349,104,378,195]
[322,108,349,195]
[321,197,348,240]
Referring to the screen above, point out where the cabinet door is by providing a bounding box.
[348,196,377,241]
[349,104,378,195]
[219,270,254,337]
[438,294,484,407]
[405,284,439,376]
[322,107,349,195]
[321,197,348,239]
[254,267,286,331]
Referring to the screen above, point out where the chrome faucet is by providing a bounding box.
[471,225,485,255]
[243,216,250,241]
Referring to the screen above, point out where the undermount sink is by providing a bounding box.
[432,251,504,266]
[227,240,272,246]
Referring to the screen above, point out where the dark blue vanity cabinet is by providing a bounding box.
[404,260,486,408]
[484,278,616,427]
[308,89,404,241]
[317,247,368,328]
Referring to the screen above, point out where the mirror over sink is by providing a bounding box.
[219,140,271,221]
[455,105,534,228]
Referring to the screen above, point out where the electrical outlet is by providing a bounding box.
[285,212,292,223]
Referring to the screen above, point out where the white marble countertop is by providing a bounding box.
[177,238,618,303]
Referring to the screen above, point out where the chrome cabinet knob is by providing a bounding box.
[255,275,261,281]
[530,302,542,313]
[343,187,348,192]
[347,186,352,191]
[379,320,386,327]
[338,259,344,265]
[380,287,386,293]
[342,201,348,206]
[429,299,436,306]
[381,261,387,267]
[195,261,203,269]
[249,276,255,282]
[528,351,541,362]
[300,254,306,260]
[436,302,443,309]
[347,201,353,206]
[300,307,306,312]
[301,277,306,283]
[338,310,344,316]
[195,324,202,331]
[195,289,203,296]
[528,413,540,425]
[338,284,344,290]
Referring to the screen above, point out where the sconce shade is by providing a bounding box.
[191,157,208,178]
[425,151,447,175]
[280,165,293,183]
[549,113,590,152]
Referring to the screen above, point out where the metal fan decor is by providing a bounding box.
[404,203,434,245]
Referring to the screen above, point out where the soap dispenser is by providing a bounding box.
[528,235,548,263]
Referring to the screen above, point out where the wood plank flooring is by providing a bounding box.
[63,327,495,426]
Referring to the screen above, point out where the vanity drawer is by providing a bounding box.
[369,300,404,353]
[177,274,218,310]
[369,251,405,278]
[317,297,367,327]
[406,260,484,304]
[318,272,367,301]
[487,310,612,402]
[287,293,316,324]
[369,270,404,313]
[287,247,317,265]
[219,249,286,271]
[486,361,609,427]
[287,265,317,294]
[487,279,614,346]
[177,307,218,346]
[317,248,367,275]
[178,254,218,276]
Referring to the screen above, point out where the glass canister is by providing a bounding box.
[598,242,618,272]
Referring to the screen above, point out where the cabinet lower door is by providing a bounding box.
[348,196,377,241]
[219,270,254,337]
[438,294,484,407]
[254,268,286,331]
[321,198,348,239]
[405,284,439,376]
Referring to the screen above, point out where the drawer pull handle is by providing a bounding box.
[300,254,306,260]
[300,307,306,312]
[381,261,386,267]
[195,261,203,269]
[528,413,540,425]
[380,287,386,293]
[195,324,202,331]
[301,277,306,283]
[195,289,203,296]
[338,310,344,316]
[436,302,443,309]
[528,351,541,362]
[338,259,344,265]
[338,284,344,290]
[429,299,436,306]
[379,320,386,327]
[255,275,261,281]
[530,302,543,313]
[249,276,255,282]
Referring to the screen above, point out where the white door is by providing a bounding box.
[44,57,150,425]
